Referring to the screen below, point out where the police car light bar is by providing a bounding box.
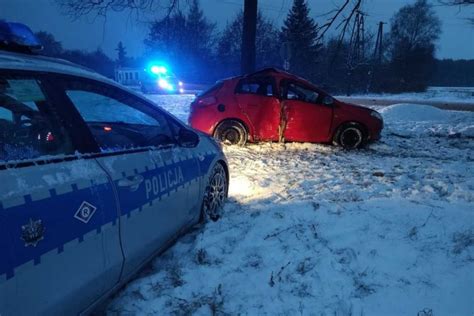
[0,21,42,51]
[150,65,167,75]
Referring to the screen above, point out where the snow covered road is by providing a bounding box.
[107,95,474,315]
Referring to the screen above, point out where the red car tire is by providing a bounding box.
[333,122,367,149]
[213,120,248,146]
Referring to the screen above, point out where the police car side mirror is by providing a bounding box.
[178,128,199,148]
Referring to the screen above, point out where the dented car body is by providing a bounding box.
[189,68,383,149]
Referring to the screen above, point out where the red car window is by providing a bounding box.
[235,77,275,97]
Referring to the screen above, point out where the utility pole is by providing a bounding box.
[346,10,366,95]
[241,0,258,75]
[373,21,385,64]
[368,21,386,92]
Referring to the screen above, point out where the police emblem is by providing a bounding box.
[21,218,45,247]
[74,201,97,224]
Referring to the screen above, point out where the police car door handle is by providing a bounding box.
[118,175,144,191]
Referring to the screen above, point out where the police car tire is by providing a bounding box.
[214,120,247,146]
[201,163,228,222]
[333,122,366,150]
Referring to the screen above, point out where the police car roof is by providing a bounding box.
[0,50,114,85]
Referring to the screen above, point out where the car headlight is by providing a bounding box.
[371,111,383,121]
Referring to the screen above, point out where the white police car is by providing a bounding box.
[0,22,228,315]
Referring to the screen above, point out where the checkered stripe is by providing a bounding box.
[0,150,218,284]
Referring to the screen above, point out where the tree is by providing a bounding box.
[281,0,322,82]
[387,0,441,92]
[56,0,180,19]
[438,0,474,5]
[35,31,63,57]
[145,2,216,82]
[216,11,280,78]
[185,0,216,81]
[61,48,115,77]
[115,41,128,67]
[438,0,474,25]
[145,10,188,61]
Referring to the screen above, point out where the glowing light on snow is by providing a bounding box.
[229,176,255,197]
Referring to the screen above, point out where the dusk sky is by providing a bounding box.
[3,0,474,60]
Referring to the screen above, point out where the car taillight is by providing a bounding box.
[198,96,217,106]
[46,132,54,142]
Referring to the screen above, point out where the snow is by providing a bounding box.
[380,103,446,121]
[380,104,474,139]
[338,86,474,105]
[145,94,196,123]
[107,97,474,315]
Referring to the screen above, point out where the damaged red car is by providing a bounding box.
[189,68,383,149]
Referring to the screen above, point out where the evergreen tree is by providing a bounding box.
[145,2,216,82]
[61,48,115,78]
[387,0,441,92]
[145,10,188,63]
[185,0,216,82]
[217,11,280,77]
[281,0,321,82]
[115,41,128,67]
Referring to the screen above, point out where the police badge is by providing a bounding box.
[21,218,45,247]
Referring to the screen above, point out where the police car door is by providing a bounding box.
[0,72,122,315]
[58,78,201,279]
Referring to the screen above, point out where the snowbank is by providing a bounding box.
[380,103,474,138]
[342,86,474,104]
[380,103,446,122]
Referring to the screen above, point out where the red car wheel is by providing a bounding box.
[214,120,248,146]
[334,123,366,149]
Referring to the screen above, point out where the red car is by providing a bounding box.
[189,68,383,149]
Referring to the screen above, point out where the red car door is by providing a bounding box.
[281,80,333,143]
[234,76,280,141]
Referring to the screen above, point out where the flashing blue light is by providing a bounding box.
[150,65,167,75]
[0,21,42,49]
[158,78,174,91]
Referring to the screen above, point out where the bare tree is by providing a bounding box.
[55,0,182,20]
[316,0,363,43]
[438,0,474,5]
[438,0,474,25]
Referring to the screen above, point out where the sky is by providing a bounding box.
[2,0,474,60]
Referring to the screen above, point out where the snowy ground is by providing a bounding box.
[107,95,474,315]
[337,86,474,105]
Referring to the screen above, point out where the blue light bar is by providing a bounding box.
[0,21,42,49]
[150,65,167,75]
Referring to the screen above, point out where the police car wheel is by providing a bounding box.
[202,163,227,222]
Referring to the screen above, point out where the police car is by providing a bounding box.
[0,22,228,315]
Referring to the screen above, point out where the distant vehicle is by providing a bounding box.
[140,65,185,95]
[0,21,228,315]
[189,68,384,149]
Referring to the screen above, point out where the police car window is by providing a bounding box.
[0,77,74,163]
[64,86,175,151]
[66,91,158,126]
[236,78,274,97]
